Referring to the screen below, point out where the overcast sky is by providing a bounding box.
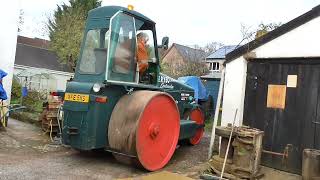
[19,0,320,47]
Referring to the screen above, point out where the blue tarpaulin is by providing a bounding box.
[178,76,208,102]
[0,69,8,100]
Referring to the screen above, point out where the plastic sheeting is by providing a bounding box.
[0,69,8,100]
[178,76,208,102]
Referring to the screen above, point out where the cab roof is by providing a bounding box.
[88,6,155,24]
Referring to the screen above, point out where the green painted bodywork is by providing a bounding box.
[62,6,202,151]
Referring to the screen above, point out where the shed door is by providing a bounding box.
[243,59,320,174]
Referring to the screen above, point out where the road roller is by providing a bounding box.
[62,6,205,171]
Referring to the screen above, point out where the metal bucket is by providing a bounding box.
[302,149,320,180]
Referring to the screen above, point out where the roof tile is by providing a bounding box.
[15,43,73,73]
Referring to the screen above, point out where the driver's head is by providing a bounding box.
[137,32,149,44]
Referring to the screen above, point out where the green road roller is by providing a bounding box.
[62,6,205,171]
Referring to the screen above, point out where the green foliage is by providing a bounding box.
[11,78,22,104]
[204,112,221,132]
[22,91,43,113]
[48,0,101,69]
[255,22,282,38]
[10,80,43,123]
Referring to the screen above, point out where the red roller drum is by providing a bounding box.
[108,91,180,171]
[188,108,204,145]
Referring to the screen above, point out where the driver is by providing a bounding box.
[136,32,149,75]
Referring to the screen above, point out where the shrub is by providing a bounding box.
[22,91,43,113]
[11,78,22,104]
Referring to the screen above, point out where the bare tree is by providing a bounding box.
[32,12,52,39]
[18,9,24,33]
[240,23,256,44]
[201,42,224,55]
[239,22,282,45]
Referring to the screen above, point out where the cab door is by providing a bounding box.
[107,12,137,83]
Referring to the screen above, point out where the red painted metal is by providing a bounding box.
[50,92,58,96]
[136,94,180,171]
[189,108,204,145]
[95,96,108,103]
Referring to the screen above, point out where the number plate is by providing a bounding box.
[64,93,89,103]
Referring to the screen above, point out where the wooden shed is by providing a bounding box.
[221,5,320,174]
[201,73,221,116]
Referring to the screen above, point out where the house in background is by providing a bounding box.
[200,45,237,113]
[205,45,237,74]
[14,36,73,92]
[17,36,50,49]
[162,43,207,69]
[158,47,167,60]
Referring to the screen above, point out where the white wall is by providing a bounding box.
[221,57,247,126]
[0,0,19,103]
[54,73,73,91]
[255,17,320,58]
[14,66,73,92]
[221,16,320,127]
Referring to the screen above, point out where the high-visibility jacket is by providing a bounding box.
[136,40,149,73]
[0,69,7,100]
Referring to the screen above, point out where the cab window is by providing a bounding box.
[79,28,109,74]
[135,18,159,85]
[107,12,136,82]
[107,12,158,84]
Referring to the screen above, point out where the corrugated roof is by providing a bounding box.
[174,43,207,62]
[15,43,73,73]
[206,45,237,59]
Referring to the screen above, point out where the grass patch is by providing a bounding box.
[205,112,222,132]
[10,85,44,124]
[10,111,41,125]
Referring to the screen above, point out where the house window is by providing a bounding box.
[209,62,220,71]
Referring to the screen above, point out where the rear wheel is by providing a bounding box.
[184,108,205,145]
[108,91,180,171]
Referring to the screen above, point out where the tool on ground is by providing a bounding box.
[262,143,292,166]
[61,6,205,171]
[200,173,228,180]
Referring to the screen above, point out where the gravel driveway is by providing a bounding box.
[0,118,209,180]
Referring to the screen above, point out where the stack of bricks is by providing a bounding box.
[41,95,62,133]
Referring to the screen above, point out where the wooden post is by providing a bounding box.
[220,109,237,179]
[208,68,225,159]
